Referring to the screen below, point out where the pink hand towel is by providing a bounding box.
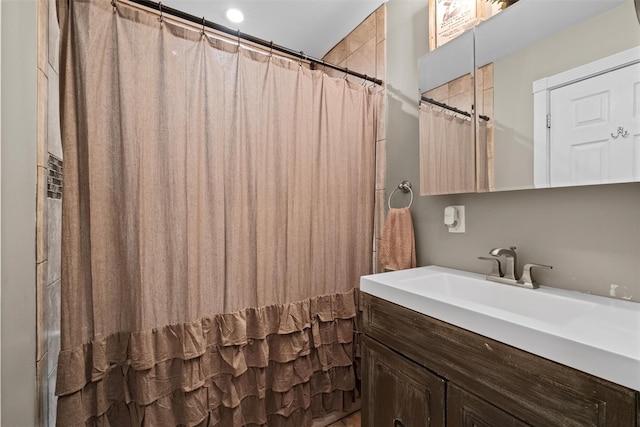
[379,207,416,271]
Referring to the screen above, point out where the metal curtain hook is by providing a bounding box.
[269,41,274,58]
[158,2,163,23]
[344,68,349,79]
[237,29,241,47]
[111,0,116,13]
[361,75,368,85]
[201,17,206,35]
[611,126,629,139]
[298,51,304,67]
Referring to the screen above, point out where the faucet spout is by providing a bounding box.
[489,246,518,280]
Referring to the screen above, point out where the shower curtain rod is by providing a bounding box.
[421,96,490,121]
[123,0,384,86]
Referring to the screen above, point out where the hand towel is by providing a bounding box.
[379,207,416,271]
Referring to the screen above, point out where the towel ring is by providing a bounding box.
[388,181,413,210]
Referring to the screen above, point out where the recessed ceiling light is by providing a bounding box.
[226,8,244,24]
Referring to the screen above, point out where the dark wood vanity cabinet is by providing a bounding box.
[361,293,639,427]
[362,336,445,427]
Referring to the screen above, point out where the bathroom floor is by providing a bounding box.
[327,411,361,427]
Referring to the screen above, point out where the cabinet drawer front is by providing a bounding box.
[363,293,637,427]
[363,336,445,427]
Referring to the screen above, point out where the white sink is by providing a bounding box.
[396,272,598,325]
[361,266,640,392]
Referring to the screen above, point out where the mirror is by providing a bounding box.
[418,0,640,195]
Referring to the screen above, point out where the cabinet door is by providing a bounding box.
[447,384,530,427]
[362,336,445,427]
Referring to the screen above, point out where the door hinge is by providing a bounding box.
[546,114,551,129]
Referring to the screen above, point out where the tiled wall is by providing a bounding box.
[323,5,387,273]
[36,0,62,424]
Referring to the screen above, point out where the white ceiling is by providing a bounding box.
[163,0,386,59]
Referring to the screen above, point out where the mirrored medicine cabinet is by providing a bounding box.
[418,0,640,196]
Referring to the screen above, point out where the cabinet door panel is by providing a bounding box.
[362,336,446,427]
[447,384,530,427]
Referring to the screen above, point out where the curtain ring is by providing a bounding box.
[269,41,274,58]
[158,2,163,23]
[237,29,241,47]
[361,75,368,86]
[343,68,349,79]
[111,0,117,13]
[298,51,304,67]
[201,17,206,36]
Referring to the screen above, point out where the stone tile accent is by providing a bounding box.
[37,166,49,264]
[38,0,49,73]
[48,0,60,72]
[37,261,49,361]
[37,70,48,168]
[46,198,62,283]
[46,64,62,159]
[46,279,61,376]
[37,358,49,427]
[47,369,57,425]
[47,155,63,199]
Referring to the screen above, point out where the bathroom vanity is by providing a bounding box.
[360,267,640,426]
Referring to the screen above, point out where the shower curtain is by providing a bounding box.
[55,1,378,425]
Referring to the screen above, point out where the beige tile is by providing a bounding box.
[48,368,58,425]
[46,198,62,283]
[38,0,48,73]
[346,37,377,81]
[47,64,62,159]
[375,139,386,191]
[37,71,48,168]
[46,279,61,376]
[37,260,49,361]
[482,63,494,89]
[425,83,449,102]
[376,95,386,142]
[324,39,349,65]
[376,5,386,42]
[483,87,494,119]
[448,73,472,98]
[48,0,60,72]
[375,40,386,84]
[37,358,49,427]
[37,166,49,264]
[448,91,473,112]
[346,12,376,55]
[375,189,385,241]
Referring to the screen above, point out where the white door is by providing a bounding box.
[549,62,640,186]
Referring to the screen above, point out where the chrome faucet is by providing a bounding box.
[479,246,552,289]
[489,246,518,280]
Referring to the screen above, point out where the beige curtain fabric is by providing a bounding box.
[56,1,377,425]
[419,105,475,195]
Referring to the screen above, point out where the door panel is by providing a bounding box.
[549,62,640,186]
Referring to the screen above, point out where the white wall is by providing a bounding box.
[1,0,38,425]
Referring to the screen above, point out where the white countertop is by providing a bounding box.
[360,265,640,392]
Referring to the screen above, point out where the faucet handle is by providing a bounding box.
[517,263,552,289]
[478,256,503,277]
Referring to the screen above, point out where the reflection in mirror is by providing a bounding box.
[483,0,640,191]
[419,68,492,195]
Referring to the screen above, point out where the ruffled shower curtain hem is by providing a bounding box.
[55,290,359,426]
